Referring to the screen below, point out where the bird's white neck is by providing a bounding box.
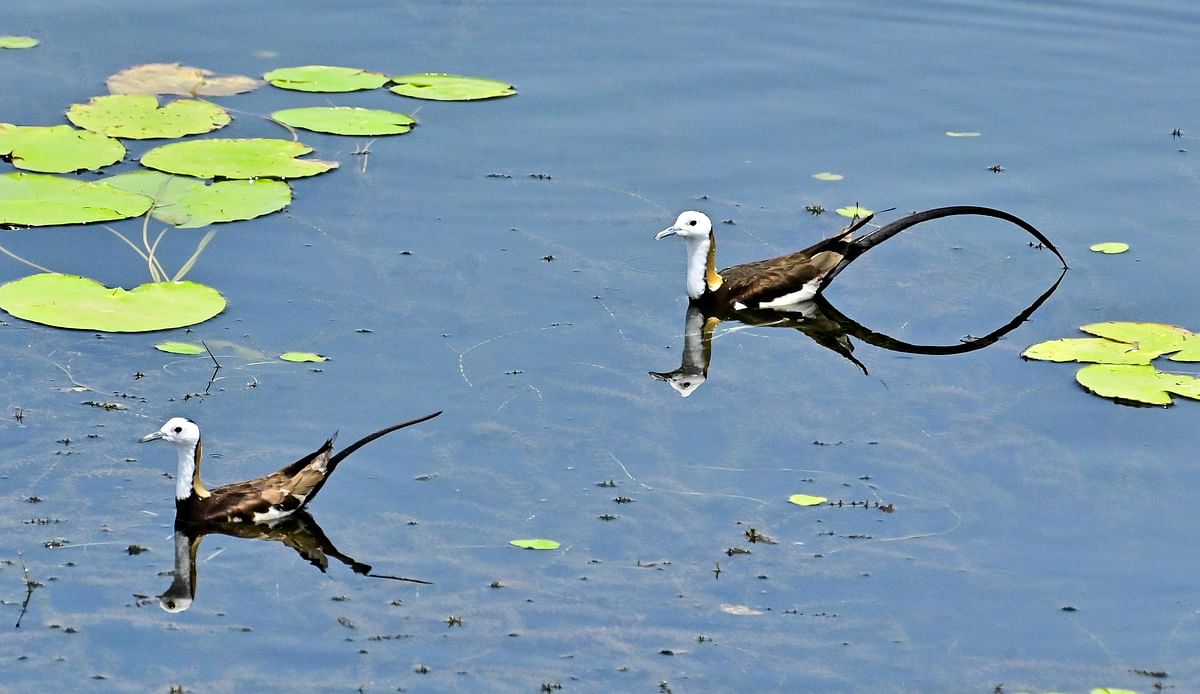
[683,233,721,300]
[174,440,210,501]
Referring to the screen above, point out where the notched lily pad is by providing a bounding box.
[788,494,828,506]
[835,205,873,219]
[104,171,291,227]
[389,73,516,101]
[141,138,337,180]
[107,63,263,97]
[0,124,125,173]
[0,173,152,227]
[1021,337,1162,365]
[155,341,206,355]
[1080,322,1191,354]
[67,94,231,139]
[272,107,416,136]
[280,352,328,363]
[264,65,389,93]
[1089,242,1129,254]
[1076,364,1200,406]
[509,538,560,550]
[0,273,226,332]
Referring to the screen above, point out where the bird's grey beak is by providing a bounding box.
[655,226,680,240]
[139,431,163,443]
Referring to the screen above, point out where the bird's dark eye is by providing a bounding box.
[173,426,183,434]
[688,220,697,226]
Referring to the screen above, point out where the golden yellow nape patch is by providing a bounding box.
[192,439,212,498]
[705,234,723,290]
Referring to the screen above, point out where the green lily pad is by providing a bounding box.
[103,171,291,227]
[945,131,981,137]
[787,494,828,506]
[835,205,873,219]
[1076,363,1200,406]
[0,173,153,227]
[107,63,263,97]
[272,107,416,136]
[0,273,226,332]
[1079,322,1191,354]
[155,341,206,355]
[812,172,843,181]
[0,124,126,173]
[509,538,560,550]
[280,351,328,363]
[1021,337,1161,365]
[67,94,231,139]
[389,73,516,101]
[1089,242,1129,254]
[141,138,337,180]
[0,36,38,49]
[264,65,389,93]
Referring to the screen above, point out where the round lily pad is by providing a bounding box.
[104,171,291,227]
[1021,337,1162,365]
[272,107,416,136]
[812,172,843,181]
[787,494,828,506]
[945,131,981,137]
[389,73,516,101]
[1089,242,1129,254]
[264,65,389,93]
[0,36,38,49]
[141,138,337,180]
[0,124,125,173]
[107,63,263,96]
[1079,322,1191,354]
[0,173,152,227]
[0,273,226,332]
[1076,363,1200,406]
[155,341,206,355]
[509,538,560,550]
[835,205,873,219]
[280,351,328,363]
[67,94,231,139]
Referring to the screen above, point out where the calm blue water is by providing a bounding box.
[2,1,1199,691]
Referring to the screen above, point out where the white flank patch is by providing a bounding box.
[753,281,821,309]
[252,504,297,523]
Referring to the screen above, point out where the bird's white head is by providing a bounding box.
[140,417,201,448]
[656,210,713,240]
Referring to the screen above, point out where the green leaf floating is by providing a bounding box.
[263,65,389,93]
[1089,242,1129,254]
[155,341,207,355]
[280,351,328,363]
[1076,364,1200,406]
[1080,321,1191,354]
[103,171,291,227]
[0,124,125,173]
[0,173,152,227]
[788,494,828,506]
[812,172,843,181]
[836,205,873,219]
[1021,337,1162,365]
[141,138,337,179]
[67,94,231,139]
[0,36,39,49]
[0,273,226,332]
[389,73,516,101]
[272,107,416,136]
[509,538,560,550]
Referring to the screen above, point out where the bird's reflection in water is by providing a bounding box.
[651,270,1065,397]
[159,510,430,613]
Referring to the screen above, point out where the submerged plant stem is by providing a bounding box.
[173,229,216,281]
[0,243,54,273]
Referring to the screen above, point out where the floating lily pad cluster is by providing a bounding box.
[1023,322,1200,406]
[0,60,515,333]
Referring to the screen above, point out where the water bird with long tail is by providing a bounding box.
[140,411,442,524]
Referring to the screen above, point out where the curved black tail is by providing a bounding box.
[328,410,443,469]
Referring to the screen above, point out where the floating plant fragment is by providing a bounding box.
[0,36,38,49]
[263,65,389,93]
[155,341,207,355]
[107,63,263,96]
[67,94,230,139]
[787,494,828,506]
[389,73,516,101]
[103,171,291,227]
[835,205,873,219]
[141,138,337,180]
[509,539,560,550]
[812,172,843,181]
[0,124,125,173]
[271,107,416,136]
[1075,363,1200,406]
[0,173,152,226]
[0,273,226,332]
[279,352,328,363]
[1089,242,1129,254]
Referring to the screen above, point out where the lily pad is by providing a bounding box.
[107,63,263,97]
[509,538,560,550]
[155,341,206,355]
[67,94,230,139]
[389,73,516,101]
[141,138,337,180]
[1021,337,1163,365]
[835,205,873,219]
[1079,322,1191,354]
[0,124,125,173]
[812,172,843,181]
[264,65,389,93]
[1076,363,1200,406]
[272,107,416,136]
[103,171,291,227]
[787,494,828,506]
[0,173,152,227]
[280,351,328,363]
[1089,242,1129,254]
[945,131,981,137]
[0,36,38,49]
[0,273,226,332]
